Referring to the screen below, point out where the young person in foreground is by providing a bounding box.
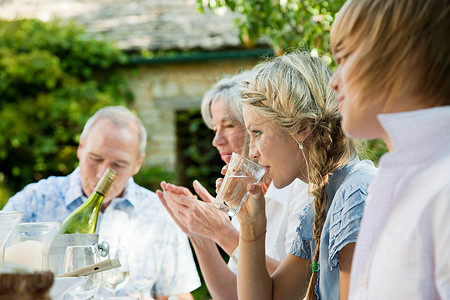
[233,52,376,300]
[329,0,450,299]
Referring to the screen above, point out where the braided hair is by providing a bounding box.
[241,52,357,299]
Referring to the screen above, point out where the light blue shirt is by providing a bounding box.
[290,159,377,300]
[3,168,201,296]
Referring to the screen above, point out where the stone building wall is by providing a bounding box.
[126,56,261,168]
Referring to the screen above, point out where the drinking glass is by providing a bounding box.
[5,222,59,271]
[129,245,157,300]
[102,246,130,297]
[63,245,101,300]
[0,211,23,265]
[213,152,266,217]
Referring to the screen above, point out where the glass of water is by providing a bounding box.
[102,246,130,297]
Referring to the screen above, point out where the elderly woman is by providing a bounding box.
[157,72,307,300]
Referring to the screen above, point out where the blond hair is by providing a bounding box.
[331,0,450,107]
[242,52,357,299]
[201,71,251,157]
[201,71,250,130]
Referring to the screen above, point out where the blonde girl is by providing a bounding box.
[158,71,308,300]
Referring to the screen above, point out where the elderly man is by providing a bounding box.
[3,106,200,299]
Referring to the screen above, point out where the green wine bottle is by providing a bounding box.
[60,168,117,234]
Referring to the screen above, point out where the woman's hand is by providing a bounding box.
[157,181,232,241]
[157,185,194,237]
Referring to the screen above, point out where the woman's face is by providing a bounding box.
[243,105,305,188]
[211,98,246,162]
[329,46,385,140]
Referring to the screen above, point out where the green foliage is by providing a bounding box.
[0,19,131,194]
[359,139,388,166]
[197,0,345,63]
[0,184,12,209]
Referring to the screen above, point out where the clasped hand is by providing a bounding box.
[156,180,231,241]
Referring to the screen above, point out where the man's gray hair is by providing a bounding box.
[80,106,147,156]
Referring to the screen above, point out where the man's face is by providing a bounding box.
[77,119,144,206]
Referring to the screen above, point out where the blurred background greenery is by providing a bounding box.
[0,2,387,298]
[0,19,130,206]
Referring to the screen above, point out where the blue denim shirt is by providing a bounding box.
[3,168,201,296]
[290,159,377,300]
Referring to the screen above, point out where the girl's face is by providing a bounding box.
[329,47,385,140]
[243,105,306,188]
[211,98,246,162]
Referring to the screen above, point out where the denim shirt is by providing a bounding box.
[290,159,377,300]
[3,168,201,296]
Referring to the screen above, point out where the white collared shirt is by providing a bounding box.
[349,106,450,299]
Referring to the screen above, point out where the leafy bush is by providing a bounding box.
[197,0,345,62]
[0,19,131,202]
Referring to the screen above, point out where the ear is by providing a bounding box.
[133,153,146,175]
[294,126,312,144]
[77,141,84,160]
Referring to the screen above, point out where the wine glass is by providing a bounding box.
[102,246,130,297]
[63,245,101,300]
[129,245,158,300]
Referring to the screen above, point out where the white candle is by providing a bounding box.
[5,240,44,271]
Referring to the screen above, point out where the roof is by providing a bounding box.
[0,0,246,51]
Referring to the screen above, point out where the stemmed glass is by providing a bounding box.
[63,245,101,300]
[129,245,158,300]
[131,278,155,300]
[102,246,130,297]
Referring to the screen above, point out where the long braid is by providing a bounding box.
[305,116,353,299]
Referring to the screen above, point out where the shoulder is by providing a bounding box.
[330,159,377,210]
[25,174,70,190]
[326,160,375,261]
[128,182,162,208]
[4,174,73,222]
[342,159,377,184]
[128,182,179,223]
[129,181,158,198]
[8,174,71,202]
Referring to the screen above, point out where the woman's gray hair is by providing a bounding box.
[201,71,250,130]
[80,106,147,156]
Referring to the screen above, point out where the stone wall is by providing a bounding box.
[126,56,261,169]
